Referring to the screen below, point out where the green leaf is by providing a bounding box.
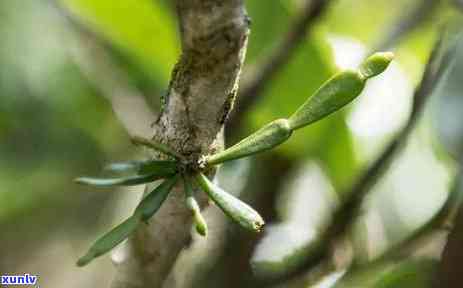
[59,0,178,84]
[322,0,407,45]
[318,118,359,191]
[76,214,141,267]
[134,175,179,221]
[74,173,168,187]
[245,0,290,63]
[104,159,178,175]
[206,119,292,165]
[334,258,438,288]
[195,173,264,232]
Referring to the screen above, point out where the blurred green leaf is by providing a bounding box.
[333,258,438,288]
[245,1,290,64]
[323,0,415,45]
[196,173,264,233]
[0,0,130,224]
[60,0,179,84]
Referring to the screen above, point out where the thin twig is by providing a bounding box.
[372,0,438,51]
[228,0,332,130]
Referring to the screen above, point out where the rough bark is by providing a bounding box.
[111,1,250,287]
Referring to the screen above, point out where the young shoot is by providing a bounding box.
[75,51,393,267]
[205,52,393,166]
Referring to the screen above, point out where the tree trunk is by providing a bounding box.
[111,1,250,287]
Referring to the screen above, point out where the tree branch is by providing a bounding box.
[110,1,250,287]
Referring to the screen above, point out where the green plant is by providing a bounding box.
[74,52,393,266]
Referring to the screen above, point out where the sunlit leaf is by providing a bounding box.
[59,0,179,84]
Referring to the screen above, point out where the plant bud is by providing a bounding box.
[288,52,393,130]
[184,177,208,236]
[196,173,264,232]
[186,196,208,236]
[359,52,394,79]
[206,119,292,165]
[288,71,365,130]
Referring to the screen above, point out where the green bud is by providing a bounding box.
[288,70,365,130]
[186,197,208,236]
[77,215,141,267]
[206,119,292,165]
[288,52,393,130]
[359,52,394,79]
[196,173,264,233]
[134,175,179,221]
[184,177,208,236]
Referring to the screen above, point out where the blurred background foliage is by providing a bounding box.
[0,0,462,287]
